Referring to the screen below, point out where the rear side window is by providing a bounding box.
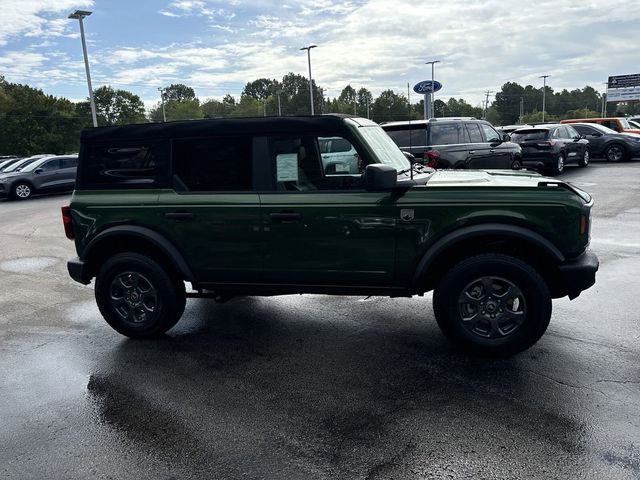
[173,136,253,192]
[61,157,78,168]
[80,142,167,189]
[385,128,421,147]
[510,130,549,142]
[429,124,461,145]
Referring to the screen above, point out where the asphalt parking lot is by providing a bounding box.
[1,162,639,480]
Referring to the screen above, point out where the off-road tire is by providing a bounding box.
[433,254,552,357]
[95,253,186,338]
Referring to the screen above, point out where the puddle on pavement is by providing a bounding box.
[0,256,59,274]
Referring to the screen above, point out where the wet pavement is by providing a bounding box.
[1,163,639,479]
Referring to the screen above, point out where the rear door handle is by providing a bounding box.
[164,212,194,220]
[270,212,302,221]
[468,150,476,154]
[490,149,496,153]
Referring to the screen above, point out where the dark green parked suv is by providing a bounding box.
[63,115,598,356]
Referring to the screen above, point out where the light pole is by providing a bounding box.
[602,82,608,117]
[68,10,97,127]
[158,87,167,122]
[425,60,440,119]
[300,45,317,115]
[539,74,551,122]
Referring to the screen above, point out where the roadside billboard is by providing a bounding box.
[607,74,640,102]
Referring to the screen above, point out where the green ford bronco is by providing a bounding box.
[63,115,598,356]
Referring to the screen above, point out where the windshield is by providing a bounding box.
[584,123,618,134]
[629,120,640,129]
[346,119,410,171]
[510,130,549,142]
[20,157,53,172]
[3,157,38,172]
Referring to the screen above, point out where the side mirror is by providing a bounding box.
[364,164,397,191]
[34,168,43,174]
[402,151,415,162]
[502,133,511,142]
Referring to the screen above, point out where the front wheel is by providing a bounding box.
[511,158,523,170]
[433,254,552,356]
[95,253,186,338]
[604,144,625,162]
[12,182,33,200]
[578,149,589,167]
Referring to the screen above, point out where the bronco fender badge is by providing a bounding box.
[400,209,414,221]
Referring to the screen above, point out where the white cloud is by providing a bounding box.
[0,0,93,45]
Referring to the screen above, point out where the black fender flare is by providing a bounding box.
[411,223,565,289]
[83,225,195,282]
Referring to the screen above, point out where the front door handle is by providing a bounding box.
[270,212,302,221]
[164,212,194,220]
[468,150,476,154]
[490,149,496,153]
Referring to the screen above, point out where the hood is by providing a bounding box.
[0,171,23,180]
[427,169,545,188]
[426,169,592,202]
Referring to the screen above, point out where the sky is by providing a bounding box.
[0,0,638,110]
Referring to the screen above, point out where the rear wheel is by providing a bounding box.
[578,148,589,167]
[550,152,565,175]
[604,144,625,162]
[511,158,523,170]
[433,254,552,356]
[95,253,186,338]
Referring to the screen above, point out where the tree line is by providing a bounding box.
[1,74,638,155]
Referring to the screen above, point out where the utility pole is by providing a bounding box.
[366,98,370,119]
[483,90,493,119]
[300,45,317,115]
[68,10,97,127]
[602,82,608,117]
[425,60,440,119]
[158,87,167,122]
[519,97,524,124]
[277,91,282,116]
[539,75,551,122]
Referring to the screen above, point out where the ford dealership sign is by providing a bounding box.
[413,80,442,94]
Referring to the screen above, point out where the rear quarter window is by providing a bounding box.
[78,141,169,189]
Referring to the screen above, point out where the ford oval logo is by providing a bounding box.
[413,80,442,94]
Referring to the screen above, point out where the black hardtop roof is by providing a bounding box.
[80,114,356,143]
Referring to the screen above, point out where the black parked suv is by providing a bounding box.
[510,124,589,175]
[381,118,523,169]
[569,123,640,162]
[63,115,598,356]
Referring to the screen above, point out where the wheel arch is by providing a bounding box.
[81,225,196,283]
[411,223,565,296]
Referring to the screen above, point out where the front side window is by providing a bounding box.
[479,124,501,142]
[40,159,61,171]
[271,135,365,192]
[466,123,483,143]
[173,136,253,192]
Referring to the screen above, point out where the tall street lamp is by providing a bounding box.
[69,10,97,127]
[158,87,167,122]
[539,74,551,122]
[425,60,440,119]
[300,45,317,115]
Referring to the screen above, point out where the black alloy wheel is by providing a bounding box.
[604,144,625,162]
[433,254,552,356]
[95,253,186,338]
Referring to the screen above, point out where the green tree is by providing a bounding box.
[371,90,410,123]
[242,78,279,101]
[78,86,146,126]
[202,95,237,118]
[149,83,202,121]
[356,88,373,117]
[0,78,83,155]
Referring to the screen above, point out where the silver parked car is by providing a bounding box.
[0,155,78,200]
